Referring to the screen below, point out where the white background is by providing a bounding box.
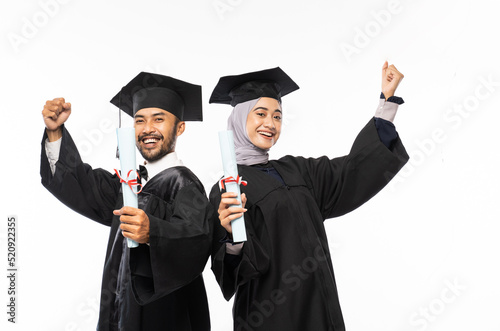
[1,0,499,330]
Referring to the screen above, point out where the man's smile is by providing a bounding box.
[140,135,162,148]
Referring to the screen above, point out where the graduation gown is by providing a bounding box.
[40,126,212,331]
[210,118,409,331]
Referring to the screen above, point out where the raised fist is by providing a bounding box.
[42,97,71,141]
[381,62,404,99]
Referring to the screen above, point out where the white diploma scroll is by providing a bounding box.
[218,130,247,243]
[116,127,139,248]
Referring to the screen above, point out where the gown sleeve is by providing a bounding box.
[40,126,120,226]
[374,117,398,149]
[129,182,213,305]
[209,185,271,301]
[293,117,409,220]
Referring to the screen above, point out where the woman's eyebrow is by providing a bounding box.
[253,107,282,113]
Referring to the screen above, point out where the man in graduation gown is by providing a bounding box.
[209,64,409,330]
[40,72,212,331]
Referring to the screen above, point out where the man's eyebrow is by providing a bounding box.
[151,112,166,117]
[134,112,166,119]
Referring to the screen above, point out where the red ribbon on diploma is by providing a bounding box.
[114,169,143,194]
[219,175,248,191]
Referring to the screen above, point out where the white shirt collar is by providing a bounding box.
[142,152,183,184]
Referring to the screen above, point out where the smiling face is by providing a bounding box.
[134,107,185,162]
[246,97,282,150]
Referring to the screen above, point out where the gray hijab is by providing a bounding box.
[227,98,272,166]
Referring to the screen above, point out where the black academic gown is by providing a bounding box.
[40,126,212,331]
[210,118,409,331]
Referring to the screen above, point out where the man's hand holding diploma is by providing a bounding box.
[114,207,150,244]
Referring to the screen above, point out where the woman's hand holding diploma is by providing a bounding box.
[218,192,247,235]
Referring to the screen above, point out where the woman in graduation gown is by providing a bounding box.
[209,64,409,331]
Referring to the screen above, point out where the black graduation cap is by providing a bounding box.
[209,67,299,107]
[110,72,203,121]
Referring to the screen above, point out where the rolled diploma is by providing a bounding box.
[116,127,139,248]
[219,130,247,242]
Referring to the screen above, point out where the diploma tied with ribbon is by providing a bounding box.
[218,130,247,243]
[116,127,141,248]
